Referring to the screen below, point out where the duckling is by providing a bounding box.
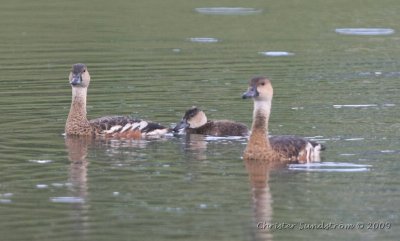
[173,107,249,136]
[242,76,325,163]
[65,63,169,138]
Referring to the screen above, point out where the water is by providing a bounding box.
[1,0,400,240]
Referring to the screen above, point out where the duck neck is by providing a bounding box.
[66,87,90,133]
[249,100,271,148]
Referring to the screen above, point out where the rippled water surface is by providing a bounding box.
[1,0,400,240]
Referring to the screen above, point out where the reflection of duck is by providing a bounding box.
[181,134,208,161]
[242,77,325,163]
[173,106,249,136]
[245,160,274,241]
[65,63,169,138]
[64,136,91,235]
[65,136,90,198]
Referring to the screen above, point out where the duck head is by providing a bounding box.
[173,106,208,133]
[242,76,273,102]
[69,63,91,88]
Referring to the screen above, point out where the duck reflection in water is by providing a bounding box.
[180,134,208,161]
[245,160,287,241]
[64,136,91,236]
[64,136,157,206]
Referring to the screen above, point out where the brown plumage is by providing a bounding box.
[173,107,249,136]
[65,63,169,138]
[242,76,325,163]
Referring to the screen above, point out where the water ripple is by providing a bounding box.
[195,7,262,15]
[50,197,85,204]
[36,184,49,189]
[189,37,219,43]
[344,138,365,141]
[28,159,53,164]
[333,104,396,109]
[289,162,372,172]
[204,136,247,141]
[335,28,395,36]
[259,51,294,57]
[333,104,377,108]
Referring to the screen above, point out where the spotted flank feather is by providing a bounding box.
[90,116,169,138]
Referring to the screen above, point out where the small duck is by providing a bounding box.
[65,63,169,138]
[242,76,325,163]
[173,107,249,136]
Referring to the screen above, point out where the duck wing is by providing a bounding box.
[90,116,169,138]
[269,136,325,163]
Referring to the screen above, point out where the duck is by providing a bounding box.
[65,63,169,138]
[242,76,325,163]
[173,106,249,136]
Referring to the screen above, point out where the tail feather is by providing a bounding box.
[309,140,326,151]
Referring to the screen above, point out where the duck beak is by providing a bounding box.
[242,86,259,99]
[70,74,82,86]
[173,119,189,133]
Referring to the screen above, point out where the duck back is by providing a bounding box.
[187,120,249,136]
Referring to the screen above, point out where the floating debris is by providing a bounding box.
[195,7,262,15]
[335,28,394,36]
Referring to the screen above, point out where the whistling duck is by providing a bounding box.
[242,76,325,163]
[65,63,169,138]
[173,107,249,136]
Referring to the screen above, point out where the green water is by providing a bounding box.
[1,0,399,240]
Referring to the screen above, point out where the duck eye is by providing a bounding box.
[83,69,86,73]
[260,82,265,86]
